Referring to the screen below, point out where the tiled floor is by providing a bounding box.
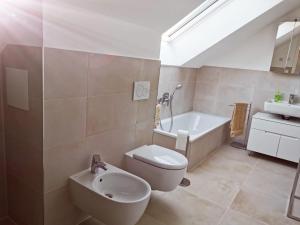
[81,144,300,225]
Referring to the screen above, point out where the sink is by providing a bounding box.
[69,163,151,225]
[264,100,300,118]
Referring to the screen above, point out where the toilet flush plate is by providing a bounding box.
[133,81,150,101]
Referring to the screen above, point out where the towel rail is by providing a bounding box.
[229,103,252,150]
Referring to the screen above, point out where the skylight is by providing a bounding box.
[162,0,228,42]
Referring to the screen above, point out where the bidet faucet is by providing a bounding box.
[91,154,107,174]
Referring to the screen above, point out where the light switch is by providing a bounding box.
[133,81,150,101]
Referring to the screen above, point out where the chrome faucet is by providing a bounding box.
[158,84,183,106]
[158,92,170,106]
[91,154,107,174]
[289,94,296,104]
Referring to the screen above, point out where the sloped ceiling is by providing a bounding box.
[161,0,300,68]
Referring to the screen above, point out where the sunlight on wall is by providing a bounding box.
[0,0,43,47]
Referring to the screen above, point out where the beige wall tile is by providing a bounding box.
[88,54,141,96]
[188,125,228,171]
[194,81,218,100]
[44,187,88,225]
[43,49,160,225]
[44,142,89,193]
[44,98,86,149]
[194,98,216,114]
[216,85,253,105]
[159,66,197,119]
[152,133,175,150]
[85,126,136,168]
[137,59,160,91]
[218,68,259,87]
[194,66,300,118]
[197,66,221,83]
[87,93,137,136]
[135,121,154,148]
[136,90,157,123]
[44,48,88,99]
[251,89,274,113]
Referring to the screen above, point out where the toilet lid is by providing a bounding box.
[132,145,188,170]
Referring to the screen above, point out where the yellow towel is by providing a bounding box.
[230,103,248,138]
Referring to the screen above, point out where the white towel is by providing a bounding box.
[176,130,189,151]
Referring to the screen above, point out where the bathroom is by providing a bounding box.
[1,0,300,225]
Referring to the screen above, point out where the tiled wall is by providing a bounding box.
[0,52,7,219]
[194,66,300,118]
[43,48,160,225]
[2,45,44,225]
[158,66,197,119]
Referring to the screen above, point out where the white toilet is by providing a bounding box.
[125,145,188,192]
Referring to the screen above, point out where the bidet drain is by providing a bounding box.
[179,178,191,187]
[105,193,113,198]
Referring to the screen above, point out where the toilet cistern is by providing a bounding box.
[91,154,107,173]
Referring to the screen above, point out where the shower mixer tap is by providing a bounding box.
[159,92,170,106]
[158,84,182,106]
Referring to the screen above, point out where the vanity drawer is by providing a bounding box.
[251,118,300,139]
[247,129,280,157]
[277,136,300,163]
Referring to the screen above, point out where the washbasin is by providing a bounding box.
[264,100,300,118]
[69,163,151,225]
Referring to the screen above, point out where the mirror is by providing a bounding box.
[271,19,300,75]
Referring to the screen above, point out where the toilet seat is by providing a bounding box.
[132,145,188,170]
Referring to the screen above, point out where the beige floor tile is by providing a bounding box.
[219,210,267,225]
[136,213,166,225]
[78,212,164,225]
[146,188,226,225]
[198,150,253,184]
[185,169,240,208]
[255,154,297,178]
[231,187,299,225]
[214,145,259,167]
[243,164,294,199]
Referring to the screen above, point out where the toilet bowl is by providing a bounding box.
[125,145,188,192]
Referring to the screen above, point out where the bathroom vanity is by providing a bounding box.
[247,112,300,163]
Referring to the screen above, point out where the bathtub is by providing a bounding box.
[153,111,231,171]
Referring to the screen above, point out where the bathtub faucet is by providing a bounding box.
[158,92,170,106]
